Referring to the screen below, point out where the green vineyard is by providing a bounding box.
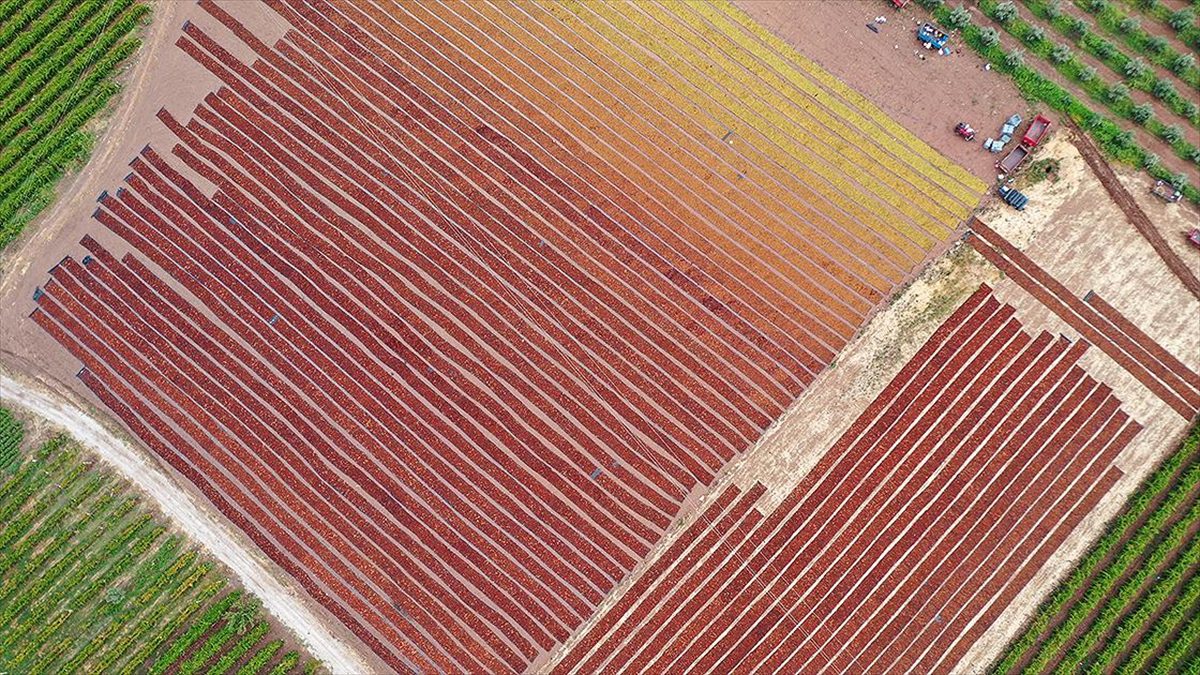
[0,406,317,674]
[0,0,147,251]
[993,422,1200,673]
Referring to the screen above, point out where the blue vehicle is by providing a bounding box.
[917,23,949,50]
[998,185,1029,210]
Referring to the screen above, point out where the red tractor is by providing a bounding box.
[955,122,977,142]
[1187,229,1200,250]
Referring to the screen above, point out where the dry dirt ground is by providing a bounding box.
[735,0,1032,183]
[0,1,381,671]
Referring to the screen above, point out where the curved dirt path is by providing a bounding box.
[0,371,376,674]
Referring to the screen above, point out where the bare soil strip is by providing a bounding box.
[1064,118,1200,300]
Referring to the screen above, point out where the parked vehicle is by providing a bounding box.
[1187,229,1200,249]
[955,122,976,141]
[918,23,949,49]
[998,185,1029,210]
[1152,180,1183,203]
[891,0,910,8]
[997,145,1030,174]
[1022,114,1052,147]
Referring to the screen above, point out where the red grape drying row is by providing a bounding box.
[968,218,1200,420]
[24,0,983,671]
[552,285,1138,674]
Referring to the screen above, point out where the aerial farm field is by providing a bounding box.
[0,407,315,675]
[0,1,1196,674]
[0,0,146,249]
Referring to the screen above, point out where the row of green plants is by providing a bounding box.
[0,0,133,129]
[1146,600,1200,674]
[1072,0,1200,90]
[1055,497,1200,671]
[975,0,1200,160]
[1014,0,1200,126]
[989,422,1200,673]
[0,408,318,673]
[915,0,1199,204]
[0,407,22,472]
[0,0,147,252]
[1090,533,1200,673]
[0,0,92,75]
[1041,0,1200,118]
[1116,0,1200,49]
[0,0,55,45]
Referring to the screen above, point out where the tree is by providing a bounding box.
[917,0,944,8]
[1168,172,1188,189]
[1094,40,1117,59]
[1142,152,1160,169]
[1070,17,1090,37]
[1086,0,1108,12]
[1162,124,1184,144]
[1078,64,1098,81]
[1005,49,1025,69]
[980,27,1001,47]
[1130,103,1154,124]
[1152,79,1177,100]
[1124,58,1149,79]
[993,1,1019,23]
[1182,100,1198,120]
[947,5,971,29]
[1045,0,1062,20]
[224,594,263,635]
[1171,53,1196,75]
[1168,9,1195,32]
[1106,83,1129,101]
[1025,25,1046,44]
[1146,36,1169,53]
[1051,43,1072,63]
[1118,17,1141,34]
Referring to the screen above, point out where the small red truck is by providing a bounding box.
[1022,114,1051,147]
